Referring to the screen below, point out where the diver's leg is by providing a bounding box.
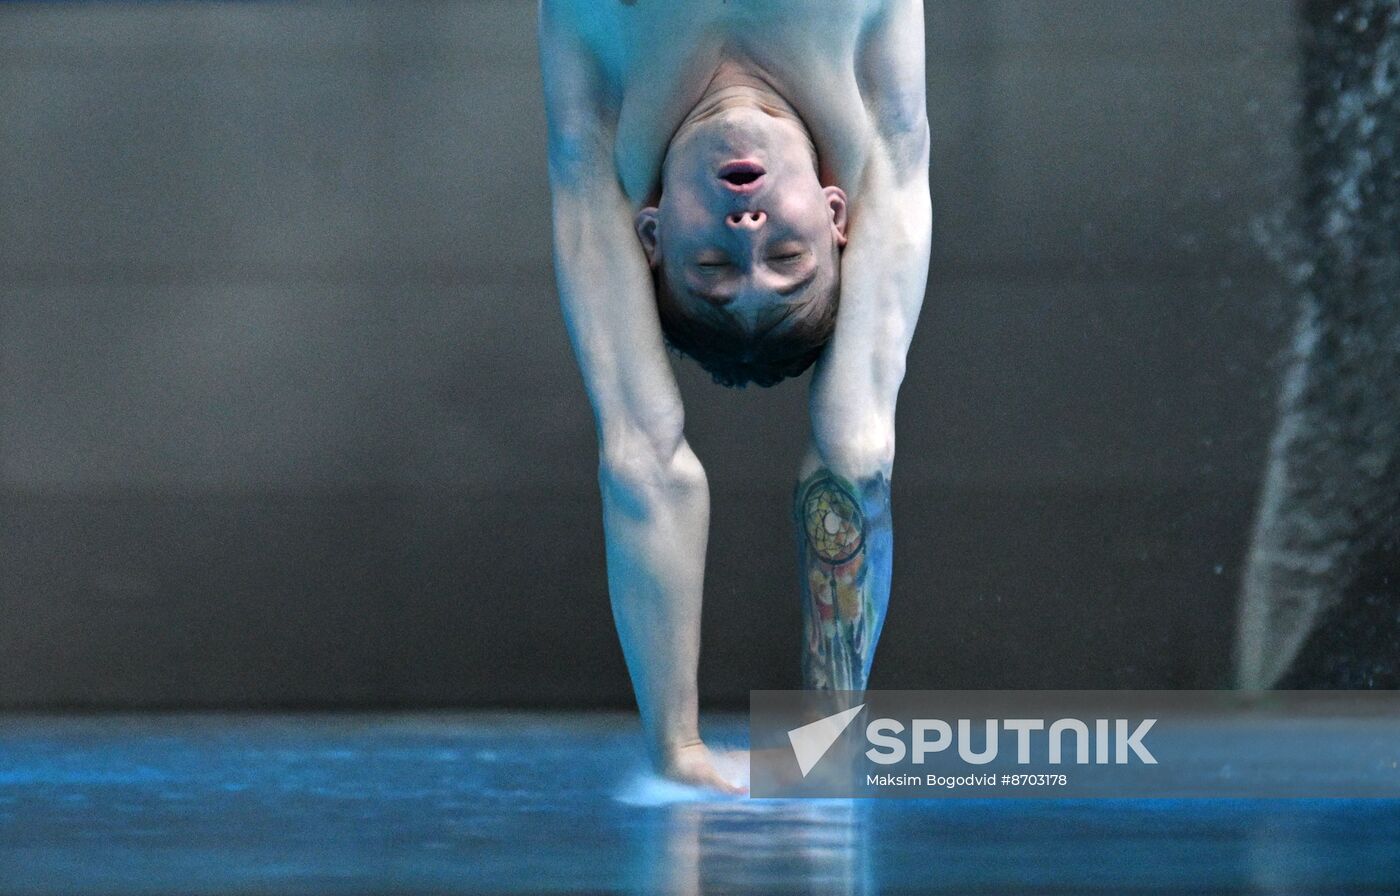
[794,445,893,691]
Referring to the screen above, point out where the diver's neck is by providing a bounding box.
[691,58,802,123]
[706,59,783,98]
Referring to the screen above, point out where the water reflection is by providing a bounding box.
[633,799,871,896]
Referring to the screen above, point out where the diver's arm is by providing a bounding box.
[539,10,732,789]
[800,0,930,690]
[553,180,714,777]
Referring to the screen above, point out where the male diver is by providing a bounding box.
[539,0,930,793]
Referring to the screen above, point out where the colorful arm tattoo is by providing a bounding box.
[795,468,893,691]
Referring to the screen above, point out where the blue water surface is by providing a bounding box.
[0,712,1397,894]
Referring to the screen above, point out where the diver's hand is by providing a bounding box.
[660,741,747,795]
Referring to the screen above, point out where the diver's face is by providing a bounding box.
[636,105,847,334]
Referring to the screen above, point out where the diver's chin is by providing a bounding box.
[680,103,781,149]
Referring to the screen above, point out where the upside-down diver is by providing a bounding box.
[539,0,931,792]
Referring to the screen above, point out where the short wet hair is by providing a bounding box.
[653,264,839,388]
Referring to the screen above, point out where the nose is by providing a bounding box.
[725,209,766,231]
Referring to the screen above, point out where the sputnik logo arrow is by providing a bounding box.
[787,704,865,777]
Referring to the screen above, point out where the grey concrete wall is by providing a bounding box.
[0,1,1300,707]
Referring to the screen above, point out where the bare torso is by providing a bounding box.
[542,0,889,206]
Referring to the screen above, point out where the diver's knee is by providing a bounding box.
[814,426,894,483]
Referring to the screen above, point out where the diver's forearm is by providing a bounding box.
[794,449,893,691]
[599,444,709,765]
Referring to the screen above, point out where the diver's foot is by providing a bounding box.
[660,742,747,795]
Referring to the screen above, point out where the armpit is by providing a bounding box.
[853,0,929,179]
[868,99,929,181]
[539,6,617,189]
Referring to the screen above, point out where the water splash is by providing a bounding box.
[613,745,750,806]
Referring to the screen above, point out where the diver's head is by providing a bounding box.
[634,87,848,388]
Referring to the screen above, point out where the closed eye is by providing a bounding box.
[767,251,810,270]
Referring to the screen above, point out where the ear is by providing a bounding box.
[634,207,662,267]
[823,186,849,248]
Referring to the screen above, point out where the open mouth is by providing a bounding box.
[718,161,766,188]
